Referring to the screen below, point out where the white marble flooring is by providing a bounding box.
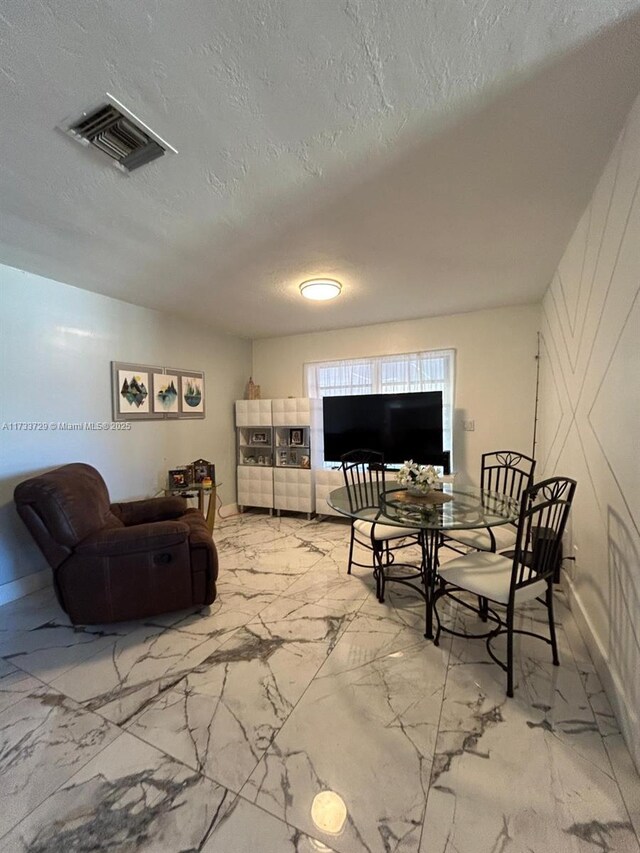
[0,513,638,852]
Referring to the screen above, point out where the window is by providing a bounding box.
[304,349,455,457]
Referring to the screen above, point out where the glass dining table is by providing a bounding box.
[327,482,520,639]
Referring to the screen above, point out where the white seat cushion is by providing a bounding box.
[438,551,546,604]
[446,524,517,553]
[353,519,419,542]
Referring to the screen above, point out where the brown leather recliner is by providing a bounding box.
[14,463,218,625]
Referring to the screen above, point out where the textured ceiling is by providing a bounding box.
[1,1,640,338]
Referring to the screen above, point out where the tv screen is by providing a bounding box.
[323,391,444,465]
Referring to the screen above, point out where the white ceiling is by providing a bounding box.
[2,1,640,339]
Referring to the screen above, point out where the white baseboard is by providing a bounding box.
[564,576,639,773]
[0,569,51,607]
[217,502,239,520]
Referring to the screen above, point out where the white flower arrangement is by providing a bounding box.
[396,460,440,493]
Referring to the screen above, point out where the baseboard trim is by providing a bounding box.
[564,576,639,773]
[217,502,239,520]
[0,569,51,607]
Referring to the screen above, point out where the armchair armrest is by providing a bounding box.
[110,496,188,526]
[76,520,189,557]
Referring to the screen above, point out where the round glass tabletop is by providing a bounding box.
[327,483,520,531]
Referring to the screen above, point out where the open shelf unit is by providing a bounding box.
[235,398,322,517]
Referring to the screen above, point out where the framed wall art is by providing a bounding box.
[171,369,205,418]
[111,364,206,421]
[153,373,179,414]
[112,362,163,421]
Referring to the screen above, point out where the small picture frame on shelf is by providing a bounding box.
[279,450,288,465]
[191,459,215,484]
[289,428,303,446]
[251,431,268,444]
[168,467,192,489]
[290,450,298,466]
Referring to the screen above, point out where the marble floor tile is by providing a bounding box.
[47,620,232,725]
[242,639,451,853]
[0,676,119,838]
[1,514,638,853]
[1,732,232,852]
[202,794,340,853]
[604,734,640,841]
[282,563,374,604]
[0,617,131,684]
[0,586,64,633]
[420,632,639,853]
[126,597,361,792]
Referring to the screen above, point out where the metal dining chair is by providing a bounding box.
[340,449,422,600]
[444,450,536,555]
[433,476,577,696]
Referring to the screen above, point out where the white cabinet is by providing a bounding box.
[235,397,322,516]
[237,464,274,511]
[235,400,274,512]
[273,467,314,515]
[235,399,273,427]
[272,397,321,516]
[314,469,344,517]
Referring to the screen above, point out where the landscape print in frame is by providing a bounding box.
[111,362,163,421]
[153,372,179,414]
[177,371,205,417]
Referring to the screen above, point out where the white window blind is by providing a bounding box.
[304,349,455,454]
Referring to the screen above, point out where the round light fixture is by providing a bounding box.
[299,278,342,301]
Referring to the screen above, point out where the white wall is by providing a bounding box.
[252,304,541,482]
[0,264,251,595]
[538,94,640,770]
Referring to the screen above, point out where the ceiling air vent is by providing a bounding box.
[60,93,177,173]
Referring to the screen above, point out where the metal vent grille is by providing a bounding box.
[60,94,177,173]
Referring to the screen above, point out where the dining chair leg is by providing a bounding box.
[375,544,386,602]
[479,596,489,622]
[506,606,515,698]
[347,525,355,575]
[546,582,560,666]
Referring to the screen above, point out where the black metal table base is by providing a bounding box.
[375,529,440,639]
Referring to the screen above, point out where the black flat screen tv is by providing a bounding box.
[323,391,444,466]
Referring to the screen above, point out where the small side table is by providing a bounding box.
[165,484,217,533]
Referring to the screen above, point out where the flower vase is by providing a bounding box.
[407,484,431,497]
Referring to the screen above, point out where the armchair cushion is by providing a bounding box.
[76,520,189,557]
[110,496,188,526]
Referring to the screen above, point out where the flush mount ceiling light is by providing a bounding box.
[299,278,342,301]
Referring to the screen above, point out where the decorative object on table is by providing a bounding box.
[397,460,440,495]
[180,373,205,414]
[246,377,261,400]
[393,489,453,506]
[191,458,215,484]
[289,428,304,446]
[279,450,288,465]
[168,466,193,489]
[251,431,268,444]
[153,373,179,413]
